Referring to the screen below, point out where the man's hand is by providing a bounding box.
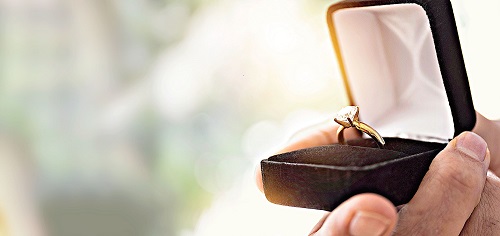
[256,112,500,235]
[310,131,489,235]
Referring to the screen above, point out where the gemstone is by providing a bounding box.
[334,106,359,127]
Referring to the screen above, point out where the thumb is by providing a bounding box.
[394,132,490,235]
[310,193,397,236]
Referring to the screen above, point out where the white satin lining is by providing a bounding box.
[333,3,454,143]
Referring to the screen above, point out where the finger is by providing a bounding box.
[460,172,500,235]
[394,132,490,235]
[473,112,500,175]
[255,123,360,193]
[310,193,397,236]
[309,212,330,235]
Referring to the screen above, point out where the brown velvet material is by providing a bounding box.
[261,138,446,211]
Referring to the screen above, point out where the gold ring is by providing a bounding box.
[334,106,385,148]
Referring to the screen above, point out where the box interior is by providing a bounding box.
[267,138,446,167]
[332,4,455,143]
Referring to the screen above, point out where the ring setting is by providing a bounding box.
[334,106,385,148]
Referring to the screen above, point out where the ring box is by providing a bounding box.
[260,0,476,211]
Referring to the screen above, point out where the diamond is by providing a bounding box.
[334,106,359,127]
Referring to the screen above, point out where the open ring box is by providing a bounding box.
[260,0,476,211]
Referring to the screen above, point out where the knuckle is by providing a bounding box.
[482,177,500,205]
[460,177,500,235]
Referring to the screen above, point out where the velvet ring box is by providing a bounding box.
[260,0,476,211]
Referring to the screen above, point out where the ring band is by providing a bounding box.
[334,106,385,148]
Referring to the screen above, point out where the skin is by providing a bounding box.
[255,112,500,235]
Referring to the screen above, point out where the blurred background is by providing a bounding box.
[0,0,499,235]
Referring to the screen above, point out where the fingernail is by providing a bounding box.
[456,132,487,162]
[349,211,390,236]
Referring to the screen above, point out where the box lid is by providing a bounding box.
[327,0,475,142]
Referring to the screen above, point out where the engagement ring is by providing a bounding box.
[334,106,385,148]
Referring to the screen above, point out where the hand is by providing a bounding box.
[255,112,500,235]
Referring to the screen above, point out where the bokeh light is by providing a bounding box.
[0,0,499,235]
